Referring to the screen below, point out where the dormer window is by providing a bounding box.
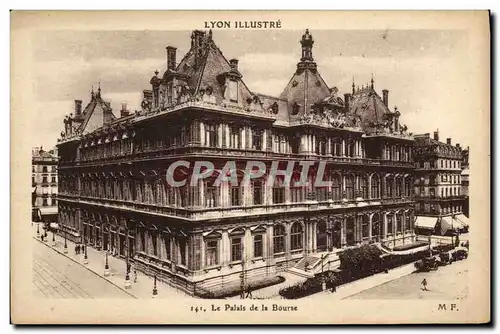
[228,80,238,102]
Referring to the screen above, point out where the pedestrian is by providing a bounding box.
[134,270,138,283]
[421,278,428,291]
[245,284,253,299]
[331,280,337,293]
[75,244,78,255]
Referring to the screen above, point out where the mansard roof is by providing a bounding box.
[348,84,397,134]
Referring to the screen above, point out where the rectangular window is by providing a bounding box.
[252,180,263,205]
[229,126,241,149]
[42,166,48,173]
[253,235,263,258]
[51,176,56,183]
[290,179,303,203]
[42,176,48,184]
[205,239,219,266]
[205,181,218,208]
[205,124,217,147]
[272,178,285,204]
[252,130,262,150]
[230,186,240,206]
[32,176,35,186]
[316,187,328,201]
[42,198,48,206]
[231,237,242,262]
[228,80,238,102]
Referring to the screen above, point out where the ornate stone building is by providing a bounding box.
[32,146,58,222]
[57,29,416,293]
[413,131,469,235]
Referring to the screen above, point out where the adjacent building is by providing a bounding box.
[32,146,58,222]
[461,146,470,217]
[413,131,469,235]
[57,29,417,294]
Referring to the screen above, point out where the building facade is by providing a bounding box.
[461,146,470,217]
[413,131,469,235]
[57,30,417,293]
[32,147,58,222]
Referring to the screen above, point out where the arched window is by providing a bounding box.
[405,214,412,231]
[345,174,355,200]
[290,223,303,250]
[385,176,393,198]
[404,177,412,197]
[395,177,402,197]
[396,214,403,233]
[387,214,394,235]
[273,225,286,255]
[371,174,380,199]
[371,213,382,240]
[331,174,342,201]
[360,175,368,199]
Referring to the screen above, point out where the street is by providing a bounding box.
[347,258,469,300]
[33,238,133,299]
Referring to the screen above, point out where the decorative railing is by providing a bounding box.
[137,99,277,123]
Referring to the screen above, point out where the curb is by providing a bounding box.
[33,236,138,299]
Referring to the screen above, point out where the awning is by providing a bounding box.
[454,214,470,228]
[415,216,437,229]
[440,216,457,235]
[50,223,59,229]
[39,207,58,216]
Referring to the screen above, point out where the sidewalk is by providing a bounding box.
[302,262,417,300]
[33,224,188,299]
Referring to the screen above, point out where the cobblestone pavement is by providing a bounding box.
[33,224,189,299]
[32,238,132,299]
[347,258,469,300]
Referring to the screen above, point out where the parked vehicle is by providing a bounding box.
[452,247,468,261]
[414,256,439,272]
[437,252,451,265]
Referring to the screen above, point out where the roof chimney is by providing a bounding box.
[433,130,439,141]
[456,143,461,148]
[74,100,82,117]
[344,93,351,113]
[166,46,177,71]
[446,138,451,145]
[229,59,239,71]
[382,89,389,107]
[120,103,130,118]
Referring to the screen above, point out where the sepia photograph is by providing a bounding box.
[10,10,490,324]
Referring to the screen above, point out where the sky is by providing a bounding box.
[32,29,471,151]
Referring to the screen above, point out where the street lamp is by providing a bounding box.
[43,229,48,242]
[64,231,68,254]
[125,257,131,289]
[152,275,158,298]
[104,251,110,277]
[37,224,40,238]
[52,230,57,247]
[84,242,89,265]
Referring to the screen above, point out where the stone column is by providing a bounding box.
[266,224,274,264]
[383,213,388,239]
[341,139,346,157]
[221,229,230,266]
[368,214,373,240]
[218,124,223,148]
[244,228,252,263]
[241,127,246,149]
[312,220,317,252]
[199,122,205,146]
